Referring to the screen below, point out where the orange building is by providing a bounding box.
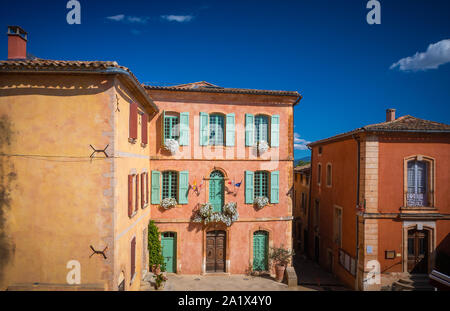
[145,82,301,275]
[0,26,157,290]
[293,164,310,254]
[307,109,450,290]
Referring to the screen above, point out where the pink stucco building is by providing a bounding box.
[145,81,301,275]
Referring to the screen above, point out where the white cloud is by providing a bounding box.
[106,14,125,22]
[294,133,311,150]
[161,15,194,23]
[106,15,149,24]
[390,39,450,71]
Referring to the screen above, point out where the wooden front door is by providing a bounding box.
[407,229,429,274]
[206,230,226,272]
[209,171,224,212]
[253,231,268,271]
[161,232,176,273]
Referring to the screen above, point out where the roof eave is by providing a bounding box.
[0,66,159,114]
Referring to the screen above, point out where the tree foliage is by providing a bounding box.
[148,220,166,272]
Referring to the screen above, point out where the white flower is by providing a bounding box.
[193,202,239,227]
[256,141,269,155]
[164,139,179,155]
[254,196,269,210]
[160,197,177,210]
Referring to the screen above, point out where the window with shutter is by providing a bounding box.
[209,114,224,146]
[255,115,269,144]
[254,171,268,198]
[164,115,180,141]
[141,113,148,146]
[407,160,428,207]
[162,171,178,200]
[270,115,280,147]
[128,175,133,217]
[317,164,322,185]
[245,114,254,146]
[245,171,254,204]
[135,174,139,212]
[326,164,332,187]
[225,113,235,146]
[179,112,190,146]
[270,171,279,204]
[151,171,161,204]
[141,173,145,209]
[178,171,189,204]
[130,237,136,281]
[145,173,149,206]
[199,112,209,146]
[129,102,138,142]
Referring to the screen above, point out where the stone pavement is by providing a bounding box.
[141,273,316,291]
[293,255,351,291]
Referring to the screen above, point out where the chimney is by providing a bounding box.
[7,26,28,60]
[386,108,396,122]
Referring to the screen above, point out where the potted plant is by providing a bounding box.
[269,245,295,282]
[153,273,168,290]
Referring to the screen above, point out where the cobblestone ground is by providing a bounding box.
[141,273,316,291]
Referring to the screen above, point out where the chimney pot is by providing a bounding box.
[386,108,396,122]
[7,25,28,60]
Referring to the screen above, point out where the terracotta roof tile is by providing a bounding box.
[362,115,450,132]
[144,81,301,97]
[309,115,450,146]
[0,59,158,112]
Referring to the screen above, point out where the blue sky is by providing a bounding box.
[1,0,449,159]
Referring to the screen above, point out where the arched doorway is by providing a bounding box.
[209,170,224,212]
[253,231,269,271]
[407,229,429,274]
[206,230,226,272]
[161,232,177,273]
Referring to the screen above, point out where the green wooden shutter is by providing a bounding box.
[178,171,189,204]
[271,115,280,147]
[245,171,254,204]
[245,114,255,146]
[225,113,235,146]
[151,171,161,204]
[179,112,190,146]
[200,112,209,146]
[161,110,166,146]
[270,171,279,203]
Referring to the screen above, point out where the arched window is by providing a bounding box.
[407,160,428,207]
[326,163,332,187]
[255,115,269,143]
[209,114,224,145]
[254,171,269,198]
[162,171,177,200]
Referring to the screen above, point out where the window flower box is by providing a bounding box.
[160,197,177,210]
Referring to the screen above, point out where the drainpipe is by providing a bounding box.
[353,134,361,291]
